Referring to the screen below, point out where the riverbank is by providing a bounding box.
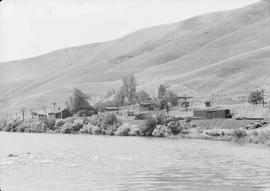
[1,113,269,146]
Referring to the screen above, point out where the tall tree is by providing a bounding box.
[121,74,137,104]
[69,88,91,113]
[136,90,150,103]
[158,84,167,99]
[248,90,263,104]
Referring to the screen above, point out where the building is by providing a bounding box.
[177,96,193,110]
[193,109,233,119]
[103,107,119,112]
[55,109,72,119]
[139,101,159,111]
[38,114,47,121]
[47,113,56,121]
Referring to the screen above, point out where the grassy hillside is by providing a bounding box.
[0,0,269,113]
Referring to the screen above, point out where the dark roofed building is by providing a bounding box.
[55,109,72,119]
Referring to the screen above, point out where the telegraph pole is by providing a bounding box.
[262,89,265,107]
[21,108,25,120]
[43,106,47,116]
[53,103,56,113]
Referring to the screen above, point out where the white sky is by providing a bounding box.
[0,0,259,62]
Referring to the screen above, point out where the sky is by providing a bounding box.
[0,0,259,62]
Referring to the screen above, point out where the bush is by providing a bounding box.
[3,119,22,132]
[233,128,247,138]
[76,109,96,117]
[72,119,84,132]
[55,119,65,129]
[103,113,118,126]
[152,125,172,137]
[91,126,102,135]
[248,90,263,105]
[60,123,73,134]
[103,125,118,135]
[115,123,131,136]
[127,111,135,117]
[156,112,167,125]
[17,125,26,132]
[135,113,152,120]
[129,125,140,136]
[80,124,93,134]
[140,117,157,136]
[43,119,56,131]
[167,121,183,135]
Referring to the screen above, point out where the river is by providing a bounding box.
[0,132,270,191]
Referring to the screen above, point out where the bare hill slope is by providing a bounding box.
[0,0,269,112]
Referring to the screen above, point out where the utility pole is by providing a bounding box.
[53,102,56,113]
[43,106,47,116]
[66,101,70,111]
[262,89,265,107]
[21,108,25,120]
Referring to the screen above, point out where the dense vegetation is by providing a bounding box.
[1,111,269,146]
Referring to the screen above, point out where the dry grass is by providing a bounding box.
[1,0,270,112]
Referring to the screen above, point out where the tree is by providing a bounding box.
[121,74,137,104]
[115,86,126,106]
[166,91,178,107]
[136,90,150,103]
[158,84,167,99]
[248,90,263,104]
[69,88,92,113]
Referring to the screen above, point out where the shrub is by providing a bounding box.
[127,111,135,117]
[80,124,93,134]
[167,121,183,135]
[248,90,263,105]
[115,123,131,136]
[91,126,102,135]
[103,125,118,135]
[76,109,96,117]
[103,113,118,126]
[140,117,157,136]
[135,113,152,120]
[233,128,247,138]
[43,119,56,131]
[152,125,172,137]
[3,119,22,132]
[72,119,84,132]
[129,125,140,136]
[55,119,65,129]
[17,125,26,132]
[156,112,167,125]
[60,123,73,134]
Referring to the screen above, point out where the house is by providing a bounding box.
[177,96,193,108]
[139,101,159,111]
[31,112,39,119]
[47,113,56,121]
[55,109,72,119]
[38,114,47,121]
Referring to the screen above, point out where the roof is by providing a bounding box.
[177,96,193,99]
[104,107,118,110]
[194,108,230,112]
[140,101,159,106]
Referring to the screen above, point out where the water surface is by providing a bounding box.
[0,132,270,191]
